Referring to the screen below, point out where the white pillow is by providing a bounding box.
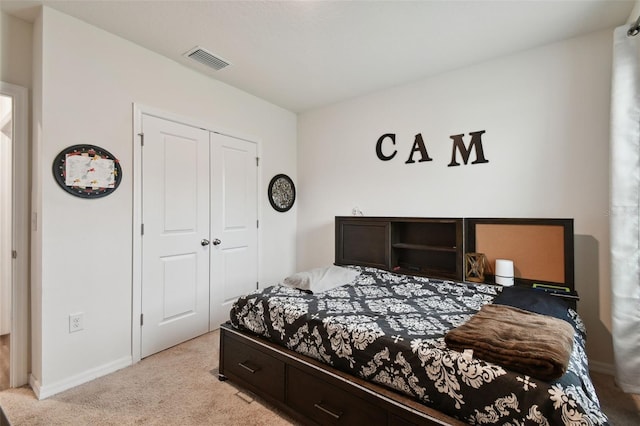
[283,265,360,293]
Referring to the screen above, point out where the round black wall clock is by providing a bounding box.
[268,174,296,212]
[52,144,122,198]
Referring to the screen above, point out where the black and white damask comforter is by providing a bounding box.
[229,266,608,425]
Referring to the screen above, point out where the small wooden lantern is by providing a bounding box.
[465,253,487,283]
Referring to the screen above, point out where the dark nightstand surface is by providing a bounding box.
[467,278,579,310]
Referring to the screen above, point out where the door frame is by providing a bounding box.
[132,104,261,362]
[0,81,29,387]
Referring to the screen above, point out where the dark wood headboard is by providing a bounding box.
[334,216,575,293]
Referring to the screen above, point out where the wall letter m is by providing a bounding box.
[448,130,489,167]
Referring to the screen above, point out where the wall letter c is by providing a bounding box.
[376,133,397,161]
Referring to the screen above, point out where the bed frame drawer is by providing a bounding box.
[219,325,464,426]
[287,366,386,425]
[221,332,285,401]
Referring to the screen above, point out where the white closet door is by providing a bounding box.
[141,114,210,357]
[209,133,258,329]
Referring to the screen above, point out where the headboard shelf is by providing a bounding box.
[394,264,457,277]
[391,243,457,252]
[335,216,464,280]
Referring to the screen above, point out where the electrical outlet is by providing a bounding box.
[69,313,83,333]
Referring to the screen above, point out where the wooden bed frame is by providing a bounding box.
[218,216,576,425]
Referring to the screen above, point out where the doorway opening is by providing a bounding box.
[0,81,29,389]
[0,93,12,390]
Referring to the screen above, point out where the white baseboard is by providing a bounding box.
[588,359,616,376]
[28,374,41,398]
[30,355,132,400]
[590,361,640,393]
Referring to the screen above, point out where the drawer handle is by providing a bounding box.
[314,402,343,420]
[237,361,259,374]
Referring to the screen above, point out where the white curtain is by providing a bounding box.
[610,24,640,394]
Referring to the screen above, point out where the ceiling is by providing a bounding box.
[2,0,636,113]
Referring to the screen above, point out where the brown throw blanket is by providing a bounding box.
[445,304,574,381]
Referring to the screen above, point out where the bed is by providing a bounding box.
[219,217,607,425]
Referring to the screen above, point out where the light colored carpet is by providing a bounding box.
[0,330,298,425]
[0,330,638,425]
[590,370,640,425]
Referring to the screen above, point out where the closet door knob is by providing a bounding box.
[212,238,222,246]
[201,239,210,246]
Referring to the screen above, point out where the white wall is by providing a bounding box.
[31,6,297,397]
[298,30,615,368]
[628,0,640,24]
[31,9,43,389]
[1,12,33,89]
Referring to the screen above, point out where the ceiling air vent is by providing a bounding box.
[184,46,230,71]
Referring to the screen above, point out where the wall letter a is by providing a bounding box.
[448,130,489,167]
[405,133,433,164]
